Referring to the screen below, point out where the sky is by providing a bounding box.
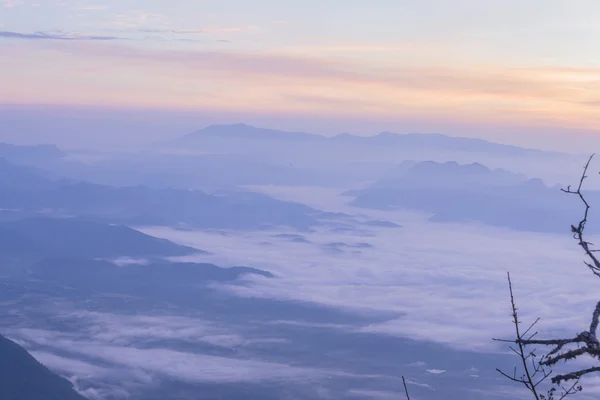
[1,0,600,149]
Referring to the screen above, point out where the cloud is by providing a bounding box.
[266,320,353,330]
[30,351,114,379]
[139,26,255,35]
[76,5,108,11]
[40,41,365,83]
[405,378,435,391]
[408,361,427,367]
[29,350,154,399]
[112,12,165,29]
[2,0,24,7]
[4,185,598,396]
[345,389,402,399]
[139,28,205,34]
[0,30,123,41]
[12,325,325,386]
[111,257,148,266]
[6,309,391,398]
[7,38,600,131]
[12,326,387,395]
[23,311,286,350]
[467,386,531,399]
[138,188,600,354]
[62,343,321,384]
[426,369,446,375]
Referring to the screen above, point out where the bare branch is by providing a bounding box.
[402,376,411,400]
[495,272,542,399]
[495,154,600,399]
[589,301,600,337]
[542,347,600,367]
[562,154,600,278]
[553,367,600,384]
[558,381,583,400]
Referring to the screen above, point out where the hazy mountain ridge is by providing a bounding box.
[9,123,575,191]
[350,160,595,233]
[183,123,325,142]
[0,333,86,400]
[0,159,328,231]
[0,138,588,400]
[28,258,272,293]
[0,217,200,261]
[371,160,529,188]
[166,123,579,189]
[181,123,550,156]
[0,158,59,192]
[50,152,336,189]
[0,142,65,167]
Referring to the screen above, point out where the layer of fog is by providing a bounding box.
[2,105,598,154]
[140,186,598,352]
[2,118,600,398]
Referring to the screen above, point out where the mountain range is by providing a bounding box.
[179,123,545,155]
[0,333,86,400]
[28,258,272,298]
[158,123,580,188]
[2,123,572,190]
[371,160,529,188]
[0,142,65,167]
[0,217,200,261]
[0,157,328,231]
[349,160,596,233]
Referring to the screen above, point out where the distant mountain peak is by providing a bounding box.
[175,122,553,156]
[375,131,399,138]
[184,123,323,141]
[409,160,492,175]
[332,132,355,139]
[0,142,65,166]
[522,177,548,189]
[372,160,527,191]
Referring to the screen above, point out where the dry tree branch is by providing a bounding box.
[494,273,583,398]
[493,155,600,398]
[562,154,600,278]
[554,367,600,384]
[402,376,411,400]
[495,272,546,400]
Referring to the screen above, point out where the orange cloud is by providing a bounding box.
[2,40,600,131]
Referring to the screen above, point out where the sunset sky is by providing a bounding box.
[2,0,600,149]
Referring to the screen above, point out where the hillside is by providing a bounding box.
[350,160,596,233]
[0,218,200,259]
[0,159,324,231]
[0,142,65,167]
[0,333,86,400]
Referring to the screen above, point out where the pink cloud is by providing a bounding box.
[2,39,600,131]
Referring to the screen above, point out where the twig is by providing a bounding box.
[495,155,600,399]
[496,272,543,400]
[402,376,411,400]
[562,154,600,278]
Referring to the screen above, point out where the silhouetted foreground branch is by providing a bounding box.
[495,155,600,398]
[494,273,583,399]
[562,154,600,278]
[402,376,411,400]
[494,273,566,399]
